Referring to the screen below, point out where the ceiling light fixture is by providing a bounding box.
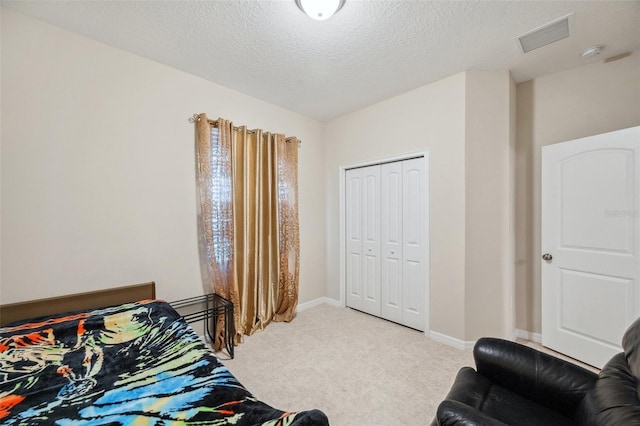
[295,0,346,21]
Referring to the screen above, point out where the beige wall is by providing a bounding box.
[0,9,326,305]
[325,73,468,339]
[325,71,516,342]
[515,51,640,333]
[464,71,514,340]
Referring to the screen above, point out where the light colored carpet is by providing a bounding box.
[217,303,474,426]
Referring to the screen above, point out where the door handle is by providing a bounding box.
[542,253,553,262]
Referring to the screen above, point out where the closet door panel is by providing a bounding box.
[381,161,403,322]
[345,169,364,310]
[402,158,427,331]
[361,166,381,316]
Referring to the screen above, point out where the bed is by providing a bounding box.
[0,282,328,425]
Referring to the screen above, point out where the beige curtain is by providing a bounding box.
[195,113,299,348]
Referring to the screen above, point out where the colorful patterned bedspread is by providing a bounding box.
[0,300,328,425]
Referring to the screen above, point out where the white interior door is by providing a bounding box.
[542,126,640,368]
[346,166,381,316]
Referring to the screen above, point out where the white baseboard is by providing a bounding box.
[296,297,342,313]
[513,328,542,343]
[429,331,475,350]
[429,329,542,351]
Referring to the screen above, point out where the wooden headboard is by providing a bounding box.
[0,281,156,327]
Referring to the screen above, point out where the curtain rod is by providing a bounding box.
[189,114,301,146]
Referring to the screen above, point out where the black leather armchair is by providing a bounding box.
[433,317,640,425]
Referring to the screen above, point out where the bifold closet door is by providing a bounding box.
[347,158,427,331]
[345,165,381,316]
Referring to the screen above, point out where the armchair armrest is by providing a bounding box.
[473,337,598,418]
[434,400,508,426]
[577,353,640,425]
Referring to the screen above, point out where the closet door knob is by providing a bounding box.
[542,253,553,262]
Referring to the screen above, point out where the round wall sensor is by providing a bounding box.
[581,45,602,59]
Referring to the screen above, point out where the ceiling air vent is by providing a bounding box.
[517,14,573,53]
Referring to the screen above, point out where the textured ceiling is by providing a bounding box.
[3,0,640,121]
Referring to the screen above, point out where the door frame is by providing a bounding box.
[339,151,430,335]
